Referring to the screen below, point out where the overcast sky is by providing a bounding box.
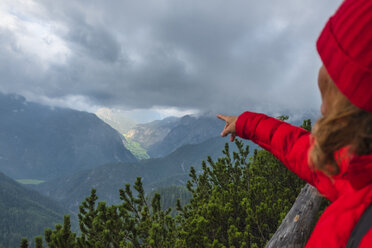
[0,0,342,122]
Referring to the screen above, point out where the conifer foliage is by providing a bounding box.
[22,135,306,247]
[177,140,304,247]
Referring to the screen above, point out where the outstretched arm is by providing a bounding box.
[218,112,337,201]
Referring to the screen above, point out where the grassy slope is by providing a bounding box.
[123,134,150,160]
[16,179,45,185]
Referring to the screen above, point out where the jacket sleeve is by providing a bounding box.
[235,111,338,201]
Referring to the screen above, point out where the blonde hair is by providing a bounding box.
[310,76,372,176]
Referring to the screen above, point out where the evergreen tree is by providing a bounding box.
[20,238,28,248]
[35,236,43,248]
[300,119,312,132]
[44,215,76,247]
[28,178,179,248]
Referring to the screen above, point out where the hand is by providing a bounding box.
[217,114,238,142]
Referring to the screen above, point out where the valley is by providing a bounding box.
[0,92,313,248]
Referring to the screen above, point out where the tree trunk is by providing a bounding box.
[265,184,323,248]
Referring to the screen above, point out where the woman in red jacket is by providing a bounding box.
[218,0,372,247]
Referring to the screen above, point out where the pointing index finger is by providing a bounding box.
[217,114,227,121]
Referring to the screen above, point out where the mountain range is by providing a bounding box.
[0,93,136,180]
[0,91,318,248]
[121,110,319,159]
[125,115,223,158]
[33,136,258,213]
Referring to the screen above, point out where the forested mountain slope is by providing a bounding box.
[0,93,136,180]
[34,137,257,213]
[0,171,67,248]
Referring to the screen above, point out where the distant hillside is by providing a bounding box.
[126,115,224,158]
[126,116,180,149]
[0,171,67,248]
[147,115,223,158]
[33,137,258,213]
[0,93,136,180]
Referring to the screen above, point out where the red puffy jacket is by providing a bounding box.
[235,111,372,247]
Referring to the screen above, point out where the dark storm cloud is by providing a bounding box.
[0,0,342,114]
[67,22,121,63]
